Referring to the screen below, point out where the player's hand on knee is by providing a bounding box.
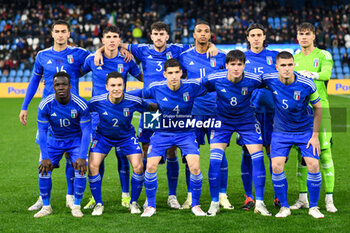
[119,48,134,62]
[307,135,320,156]
[75,158,87,175]
[19,110,27,126]
[39,159,53,176]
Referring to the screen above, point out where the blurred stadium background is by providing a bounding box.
[0,0,350,84]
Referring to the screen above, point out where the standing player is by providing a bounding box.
[179,21,231,210]
[110,21,217,209]
[19,20,90,211]
[87,72,152,216]
[292,22,337,213]
[35,72,91,218]
[238,23,280,210]
[201,50,271,216]
[263,51,324,218]
[81,25,143,209]
[141,59,207,217]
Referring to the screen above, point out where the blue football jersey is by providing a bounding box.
[88,93,148,140]
[262,72,321,133]
[33,46,90,98]
[81,52,141,96]
[128,43,191,88]
[245,49,278,113]
[144,80,207,132]
[37,94,91,139]
[202,71,262,124]
[179,47,226,115]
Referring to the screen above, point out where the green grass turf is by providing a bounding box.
[0,95,349,233]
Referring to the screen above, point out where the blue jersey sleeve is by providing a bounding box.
[195,83,208,97]
[81,55,93,74]
[79,107,91,159]
[129,59,142,78]
[127,89,143,97]
[182,44,192,52]
[21,73,42,110]
[37,105,50,160]
[128,44,144,61]
[201,75,216,92]
[143,87,154,99]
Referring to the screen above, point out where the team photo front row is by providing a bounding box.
[31,51,326,219]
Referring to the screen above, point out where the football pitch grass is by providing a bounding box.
[1,95,349,233]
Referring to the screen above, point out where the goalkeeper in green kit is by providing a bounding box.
[292,22,337,213]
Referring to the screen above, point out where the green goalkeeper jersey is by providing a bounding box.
[294,47,333,109]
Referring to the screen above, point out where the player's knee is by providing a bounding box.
[146,162,158,173]
[133,162,144,174]
[189,165,201,175]
[271,163,283,174]
[307,161,319,173]
[88,163,100,175]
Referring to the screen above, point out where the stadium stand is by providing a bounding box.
[0,0,349,81]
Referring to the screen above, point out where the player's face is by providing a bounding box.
[51,24,70,46]
[102,32,121,52]
[247,28,265,50]
[164,66,182,89]
[297,29,315,48]
[106,77,124,99]
[193,24,211,45]
[226,60,245,78]
[53,76,71,99]
[151,29,169,49]
[276,58,295,79]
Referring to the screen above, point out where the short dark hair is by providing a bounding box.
[276,51,294,62]
[297,22,316,34]
[151,21,170,34]
[102,25,120,37]
[246,23,267,49]
[226,50,246,64]
[164,58,181,71]
[195,20,211,31]
[53,71,70,83]
[51,20,70,31]
[106,71,123,84]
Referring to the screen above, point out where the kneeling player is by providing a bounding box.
[263,51,324,218]
[141,59,207,217]
[87,72,153,216]
[201,50,271,216]
[35,72,91,218]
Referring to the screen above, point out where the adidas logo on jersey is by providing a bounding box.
[323,141,329,146]
[258,136,262,140]
[221,88,227,92]
[246,60,250,64]
[189,61,194,65]
[148,55,153,59]
[97,67,102,70]
[47,60,52,64]
[162,97,168,101]
[102,111,108,115]
[325,172,333,176]
[51,112,57,117]
[273,91,278,95]
[136,146,141,150]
